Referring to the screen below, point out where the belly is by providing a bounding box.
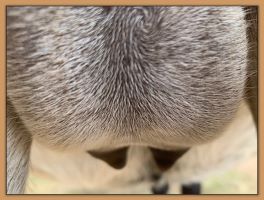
[7,6,248,150]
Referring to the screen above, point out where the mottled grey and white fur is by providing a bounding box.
[6,6,257,194]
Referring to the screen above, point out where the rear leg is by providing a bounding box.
[7,100,32,194]
[245,6,258,128]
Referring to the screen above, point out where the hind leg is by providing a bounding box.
[7,100,32,194]
[245,6,258,128]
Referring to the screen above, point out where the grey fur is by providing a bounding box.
[7,100,31,194]
[6,6,257,194]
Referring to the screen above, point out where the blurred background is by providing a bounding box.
[25,100,257,194]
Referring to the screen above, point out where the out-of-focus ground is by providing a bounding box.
[202,155,257,194]
[26,154,257,194]
[25,101,257,194]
